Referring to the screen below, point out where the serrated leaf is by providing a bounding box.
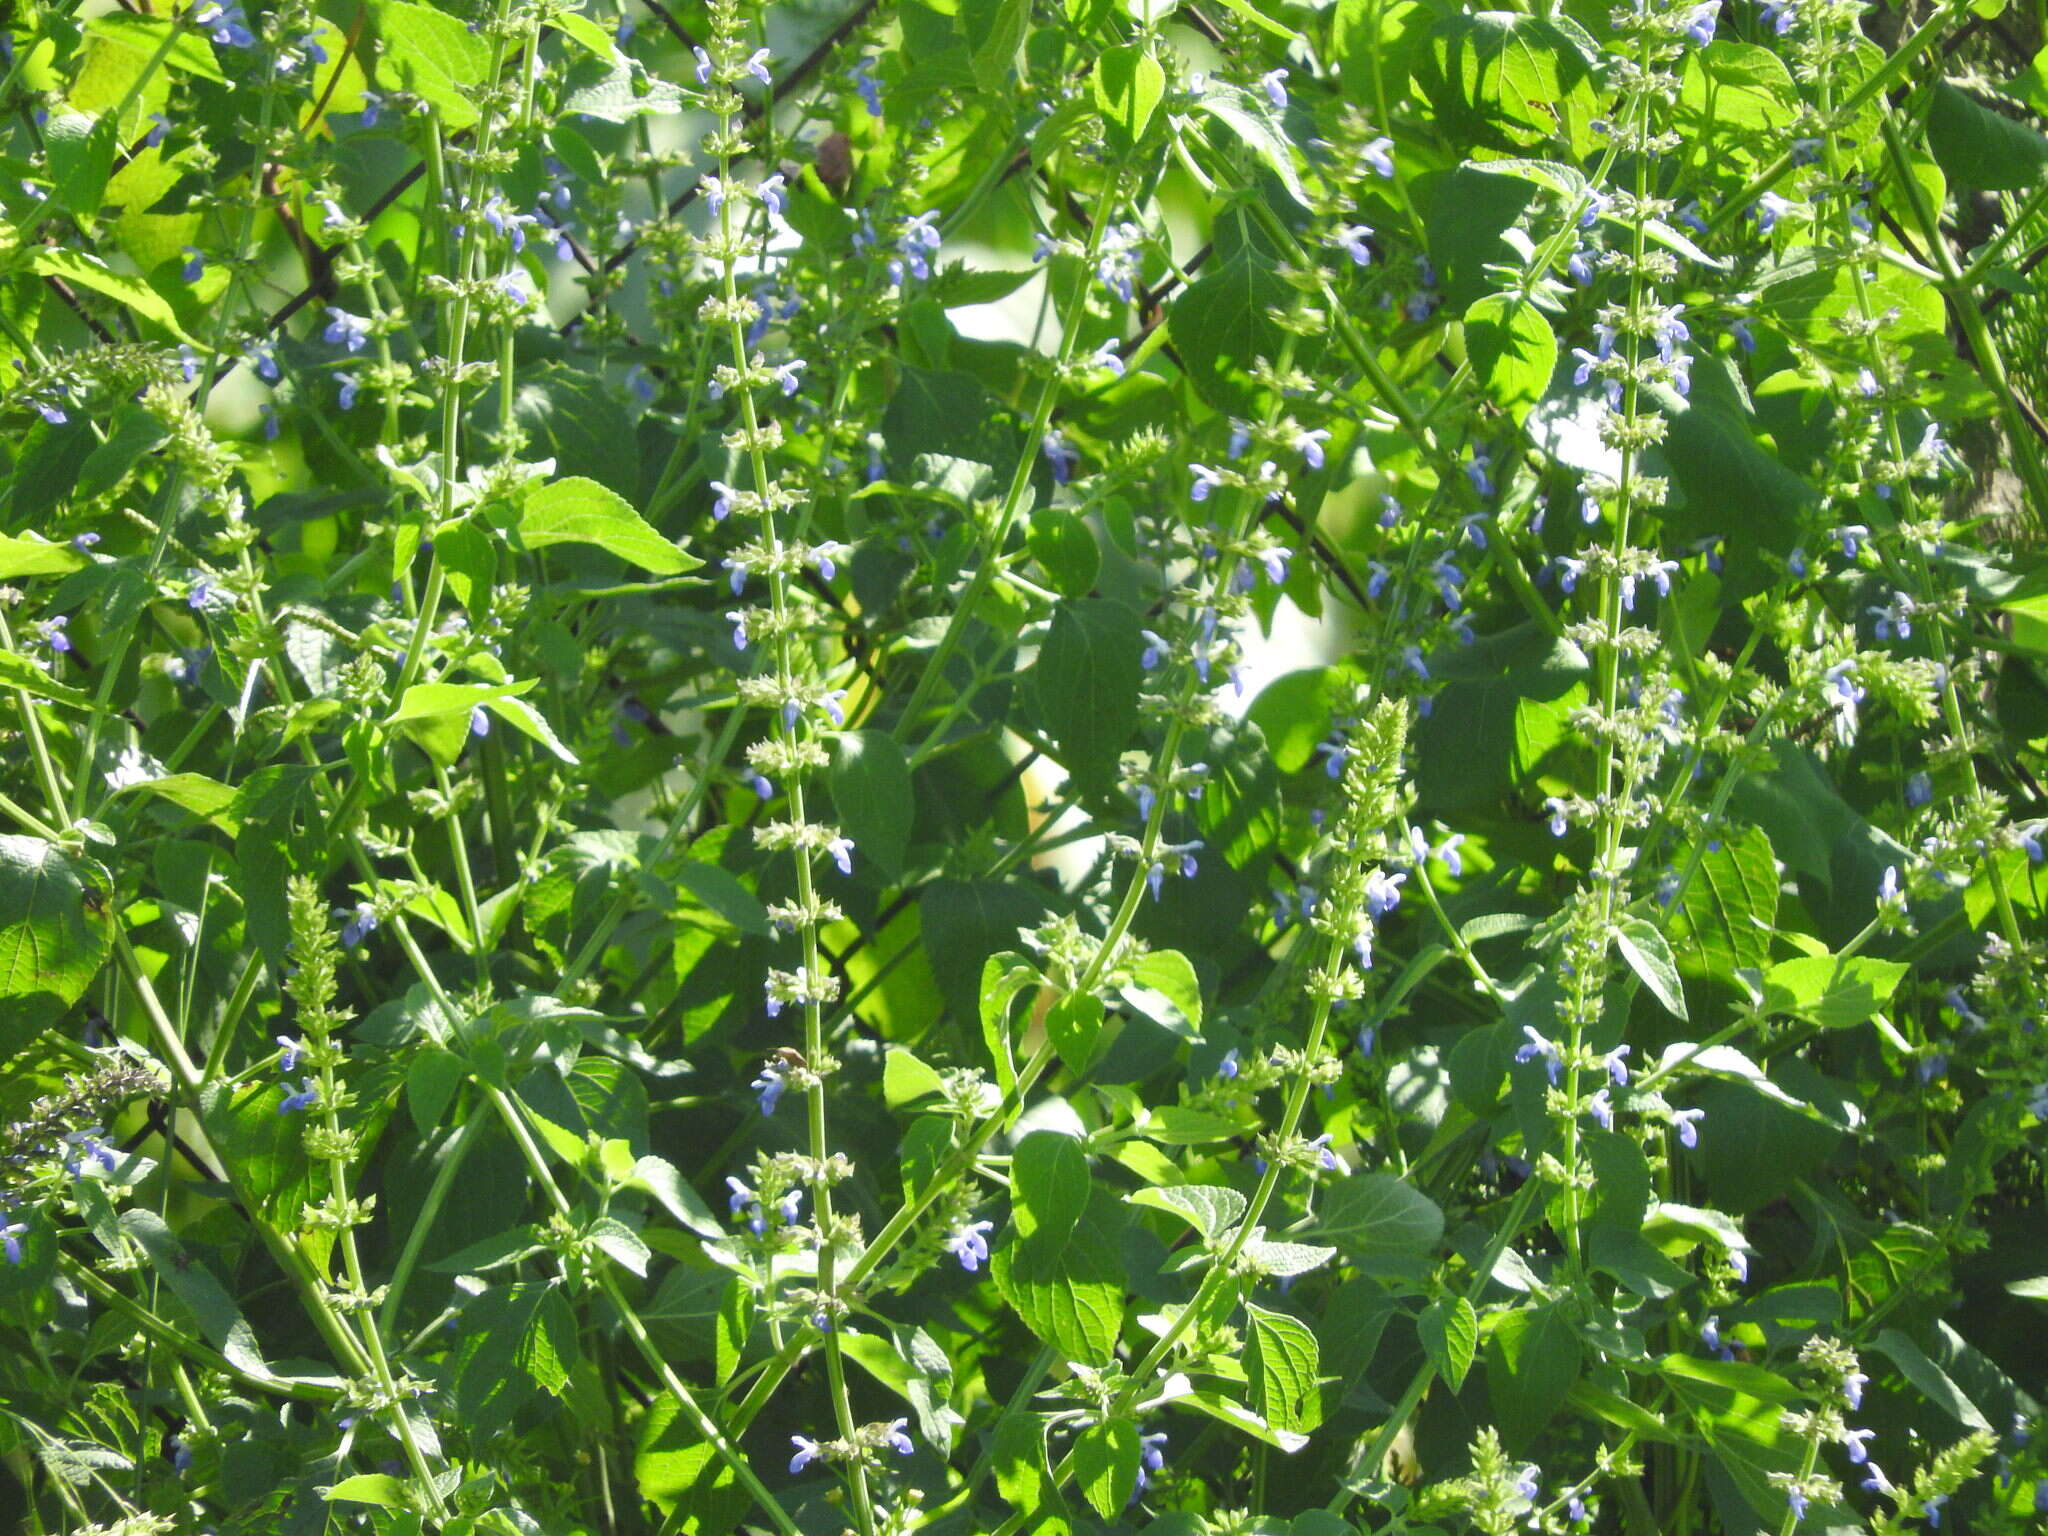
[628,1155,725,1239]
[1012,1130,1089,1254]
[324,1473,409,1507]
[1094,44,1164,149]
[1316,1173,1444,1264]
[1127,1183,1247,1240]
[1120,948,1203,1036]
[119,1210,272,1379]
[829,730,914,879]
[1071,1419,1139,1518]
[1419,1295,1477,1389]
[1465,293,1557,426]
[0,836,116,1062]
[372,0,493,129]
[1761,953,1908,1029]
[516,476,697,573]
[1616,915,1687,1020]
[1246,1302,1322,1432]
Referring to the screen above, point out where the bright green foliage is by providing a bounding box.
[2,0,2047,1532]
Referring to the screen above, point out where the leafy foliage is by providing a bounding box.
[1,0,2047,1532]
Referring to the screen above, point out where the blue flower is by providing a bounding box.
[1672,1107,1705,1148]
[758,174,786,216]
[944,1219,994,1271]
[279,1079,320,1115]
[469,706,490,738]
[34,616,70,654]
[1842,1427,1875,1465]
[1515,1026,1563,1086]
[180,247,205,282]
[1217,1047,1240,1081]
[828,836,855,876]
[1336,224,1374,266]
[1128,1428,1168,1496]
[851,56,884,116]
[0,1218,25,1265]
[336,372,359,410]
[339,904,378,948]
[789,1436,824,1474]
[742,47,773,86]
[1189,463,1223,501]
[693,46,713,84]
[277,1034,303,1073]
[1843,1369,1867,1410]
[1604,1045,1630,1086]
[1512,1466,1540,1501]
[884,1419,914,1456]
[1786,1487,1808,1522]
[323,307,371,353]
[1260,68,1288,109]
[1362,136,1394,177]
[1293,427,1330,469]
[1728,1248,1748,1283]
[1363,869,1405,918]
[1588,1088,1613,1130]
[71,531,100,552]
[1684,2,1720,44]
[63,1129,118,1177]
[752,1062,787,1116]
[1920,1492,1946,1528]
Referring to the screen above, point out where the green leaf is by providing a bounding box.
[989,1188,1126,1365]
[559,60,688,120]
[1071,1419,1139,1519]
[486,695,579,764]
[1246,1301,1323,1432]
[1046,991,1106,1071]
[1204,0,1299,42]
[1027,507,1101,599]
[1483,1301,1582,1453]
[118,1210,272,1379]
[372,0,494,129]
[449,1281,581,1433]
[627,1155,726,1240]
[390,681,536,768]
[1412,629,1587,814]
[324,1473,409,1508]
[1188,83,1307,207]
[2006,1275,2048,1301]
[829,730,914,879]
[406,1047,466,1135]
[475,361,642,500]
[1317,1172,1444,1266]
[672,862,770,937]
[1094,45,1164,149]
[30,250,191,340]
[1033,599,1143,784]
[1167,239,1294,416]
[121,773,241,833]
[516,477,697,574]
[587,1216,651,1277]
[45,111,119,218]
[1119,948,1203,1036]
[1416,11,1600,152]
[0,836,115,1062]
[0,653,92,710]
[1870,1328,1992,1431]
[75,405,169,503]
[1419,1294,1478,1389]
[1928,81,2048,191]
[0,532,89,580]
[977,951,1039,1097]
[1615,915,1688,1021]
[1011,1130,1089,1254]
[1464,293,1557,426]
[85,14,228,81]
[883,1047,946,1109]
[1669,825,1778,980]
[1126,1183,1247,1240]
[1762,953,1909,1029]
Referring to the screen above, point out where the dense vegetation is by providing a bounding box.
[2,0,2047,1531]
